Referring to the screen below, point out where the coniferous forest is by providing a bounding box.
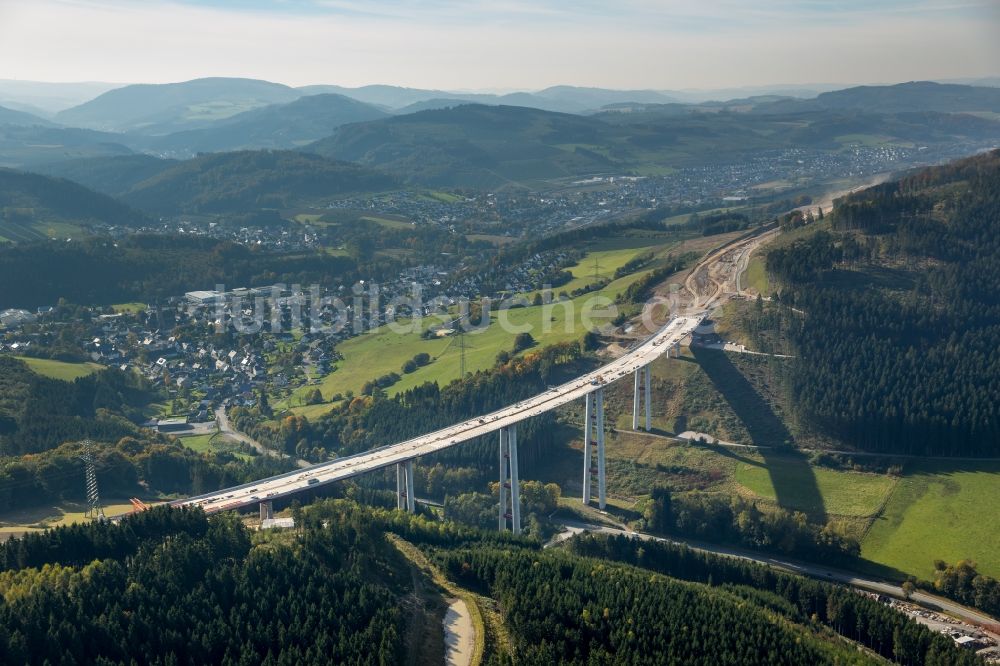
[0,502,982,665]
[766,149,1000,455]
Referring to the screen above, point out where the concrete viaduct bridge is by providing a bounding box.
[173,314,704,534]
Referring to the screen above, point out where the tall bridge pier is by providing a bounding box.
[632,365,652,431]
[582,387,606,509]
[396,460,415,513]
[499,423,521,534]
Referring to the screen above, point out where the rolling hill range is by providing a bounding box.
[0,105,54,127]
[0,79,123,115]
[297,83,486,110]
[815,81,1000,113]
[755,81,1000,115]
[0,168,146,239]
[55,77,302,134]
[32,154,177,197]
[0,125,134,169]
[145,93,389,155]
[114,150,398,215]
[306,102,1000,188]
[306,104,622,188]
[298,83,678,113]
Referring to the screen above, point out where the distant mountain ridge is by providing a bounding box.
[55,77,301,133]
[115,150,398,215]
[306,104,620,188]
[0,79,123,115]
[0,168,146,228]
[0,105,54,128]
[144,93,390,156]
[307,100,1000,188]
[306,83,679,114]
[0,125,134,169]
[3,78,1000,190]
[755,81,1000,115]
[33,155,177,197]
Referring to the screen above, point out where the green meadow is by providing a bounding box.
[16,356,103,381]
[861,461,1000,579]
[281,241,679,418]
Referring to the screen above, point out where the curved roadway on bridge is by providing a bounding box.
[174,314,703,513]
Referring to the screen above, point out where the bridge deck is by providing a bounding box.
[174,315,703,513]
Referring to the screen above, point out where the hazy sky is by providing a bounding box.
[0,0,997,90]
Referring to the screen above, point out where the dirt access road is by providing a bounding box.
[683,227,780,309]
[443,599,475,666]
[682,175,897,310]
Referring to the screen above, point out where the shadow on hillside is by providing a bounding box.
[701,442,767,469]
[691,346,827,522]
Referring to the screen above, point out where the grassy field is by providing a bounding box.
[536,425,899,531]
[176,433,218,453]
[112,302,148,314]
[15,356,103,381]
[834,134,914,149]
[466,233,515,246]
[861,461,1000,579]
[421,191,463,203]
[176,432,254,461]
[0,500,153,536]
[0,220,85,243]
[555,247,655,294]
[734,458,895,518]
[283,241,676,418]
[361,215,413,230]
[742,255,770,295]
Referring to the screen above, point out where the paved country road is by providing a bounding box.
[552,518,1000,637]
[215,406,310,468]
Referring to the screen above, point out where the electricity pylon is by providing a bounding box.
[79,440,105,520]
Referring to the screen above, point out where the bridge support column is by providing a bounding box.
[582,392,594,504]
[596,387,606,509]
[644,364,652,432]
[633,365,653,432]
[582,388,606,509]
[259,500,273,522]
[509,424,520,535]
[632,369,641,430]
[499,428,507,531]
[396,463,406,511]
[397,461,415,513]
[498,425,520,534]
[406,459,415,514]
